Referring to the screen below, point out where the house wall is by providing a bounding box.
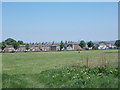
[66,46,73,50]
[4,48,15,52]
[42,46,50,51]
[17,45,26,51]
[56,46,60,51]
[73,44,80,50]
[50,46,56,51]
[98,45,107,49]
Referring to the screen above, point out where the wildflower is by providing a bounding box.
[67,72,70,75]
[87,76,90,79]
[72,76,76,79]
[84,72,87,74]
[97,73,102,76]
[110,70,113,73]
[114,69,117,71]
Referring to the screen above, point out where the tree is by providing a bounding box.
[115,40,120,47]
[0,43,1,49]
[79,40,86,48]
[60,41,64,51]
[5,38,16,45]
[87,41,94,48]
[25,44,29,50]
[18,40,24,45]
[1,42,6,50]
[99,41,107,44]
[12,42,19,50]
[52,41,54,45]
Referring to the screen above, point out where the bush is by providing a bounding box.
[38,66,118,88]
[92,46,98,50]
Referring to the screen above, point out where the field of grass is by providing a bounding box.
[2,49,118,88]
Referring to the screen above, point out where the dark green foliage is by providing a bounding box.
[1,42,6,50]
[60,41,64,50]
[18,40,24,45]
[3,38,23,50]
[99,41,107,44]
[79,41,86,48]
[115,40,120,47]
[25,44,29,50]
[4,38,16,45]
[87,41,94,48]
[12,42,19,50]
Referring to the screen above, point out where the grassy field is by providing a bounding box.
[2,49,118,88]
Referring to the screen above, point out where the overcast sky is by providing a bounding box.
[2,2,118,43]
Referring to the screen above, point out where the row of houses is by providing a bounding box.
[95,43,116,49]
[0,42,117,52]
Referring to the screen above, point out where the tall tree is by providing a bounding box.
[18,40,24,45]
[12,42,19,50]
[1,42,6,50]
[0,43,2,49]
[99,41,107,44]
[60,41,64,51]
[79,40,86,48]
[25,44,30,50]
[5,38,16,45]
[115,40,120,47]
[87,41,94,48]
[52,41,54,45]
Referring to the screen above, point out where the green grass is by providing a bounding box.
[2,49,118,88]
[38,66,118,88]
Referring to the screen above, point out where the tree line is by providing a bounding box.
[60,40,94,50]
[0,38,120,51]
[60,40,120,50]
[0,38,29,50]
